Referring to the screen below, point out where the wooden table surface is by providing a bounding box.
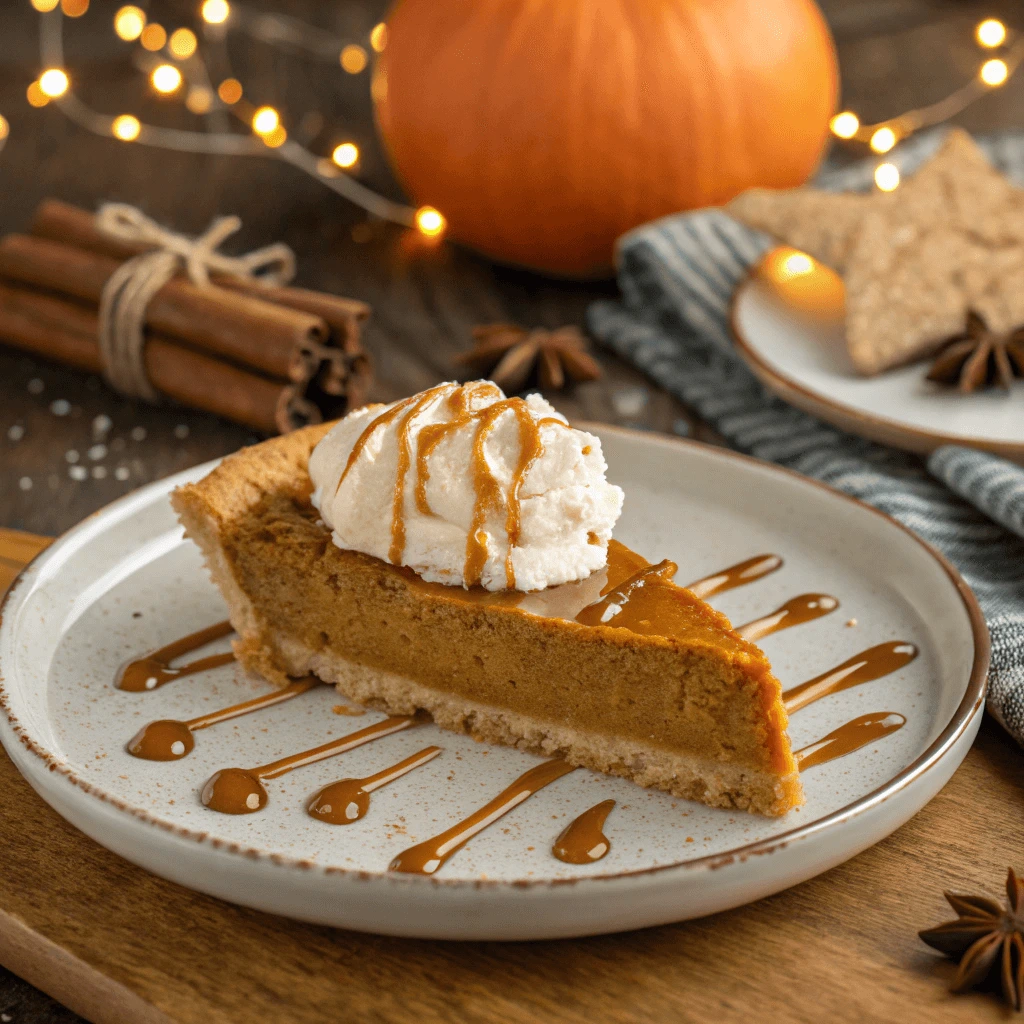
[1,1,1023,1020]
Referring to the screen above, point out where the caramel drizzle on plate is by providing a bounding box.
[735,594,839,642]
[795,712,906,770]
[389,759,577,875]
[201,715,419,814]
[308,746,442,825]
[335,381,571,589]
[126,677,321,761]
[116,620,235,692]
[783,642,919,714]
[685,554,784,599]
[552,799,616,864]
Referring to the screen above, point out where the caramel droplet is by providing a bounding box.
[389,759,576,875]
[116,620,235,692]
[795,712,906,770]
[201,716,419,815]
[308,746,442,826]
[126,677,320,761]
[735,593,839,642]
[552,799,615,864]
[126,719,194,761]
[685,554,784,600]
[783,642,919,714]
[201,768,268,814]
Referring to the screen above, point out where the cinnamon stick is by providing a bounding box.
[0,281,282,433]
[0,234,326,380]
[31,200,371,344]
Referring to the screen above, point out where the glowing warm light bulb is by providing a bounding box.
[114,5,146,41]
[976,19,1007,48]
[169,28,198,60]
[980,58,1009,86]
[870,126,896,154]
[60,0,89,16]
[0,116,9,141]
[151,64,182,94]
[875,163,900,192]
[340,44,368,74]
[415,206,446,238]
[252,106,280,135]
[829,111,859,140]
[140,23,167,51]
[332,142,359,168]
[186,87,212,114]
[370,23,388,52]
[217,78,242,104]
[30,0,60,11]
[261,126,287,148]
[26,82,49,108]
[201,0,230,25]
[38,68,69,98]
[111,114,141,141]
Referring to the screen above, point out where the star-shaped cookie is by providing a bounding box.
[730,130,1024,375]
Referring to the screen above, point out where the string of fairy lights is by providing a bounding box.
[0,5,1019,223]
[829,16,1022,192]
[11,0,447,239]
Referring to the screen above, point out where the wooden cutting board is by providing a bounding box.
[0,526,1018,1024]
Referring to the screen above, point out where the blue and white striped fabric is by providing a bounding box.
[587,130,1024,745]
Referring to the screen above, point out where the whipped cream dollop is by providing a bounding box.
[309,381,623,592]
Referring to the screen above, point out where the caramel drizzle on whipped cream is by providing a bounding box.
[335,381,569,589]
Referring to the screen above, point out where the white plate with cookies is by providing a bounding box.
[732,251,1024,462]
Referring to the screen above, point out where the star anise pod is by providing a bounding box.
[454,323,602,394]
[926,310,1024,392]
[919,868,1024,1010]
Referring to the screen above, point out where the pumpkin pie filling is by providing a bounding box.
[172,389,803,817]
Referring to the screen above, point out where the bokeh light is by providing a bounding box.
[340,45,368,74]
[114,5,146,41]
[112,114,141,141]
[39,68,69,98]
[976,19,1007,49]
[201,0,230,25]
[140,23,167,51]
[151,64,182,94]
[169,28,198,60]
[874,163,900,192]
[415,206,446,238]
[980,58,1009,86]
[332,142,359,168]
[830,111,859,140]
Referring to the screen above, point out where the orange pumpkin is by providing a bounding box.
[374,0,838,277]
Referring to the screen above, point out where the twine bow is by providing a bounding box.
[95,202,296,401]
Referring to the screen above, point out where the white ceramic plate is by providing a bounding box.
[732,255,1024,462]
[0,428,988,940]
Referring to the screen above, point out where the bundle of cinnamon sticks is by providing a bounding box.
[0,200,373,433]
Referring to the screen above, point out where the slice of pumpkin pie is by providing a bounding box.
[172,381,802,816]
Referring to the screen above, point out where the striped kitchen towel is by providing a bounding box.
[587,130,1024,744]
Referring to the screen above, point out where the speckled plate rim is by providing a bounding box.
[0,428,990,896]
[730,260,1024,461]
